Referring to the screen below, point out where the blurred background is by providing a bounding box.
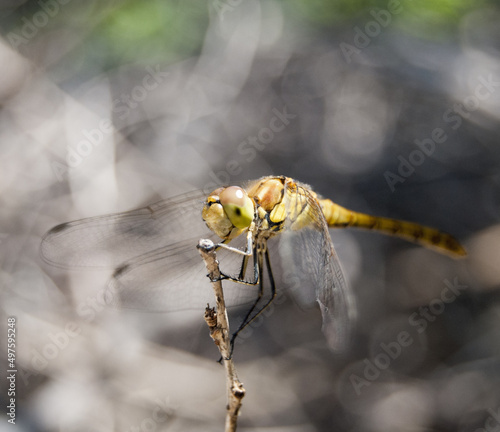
[1,0,500,430]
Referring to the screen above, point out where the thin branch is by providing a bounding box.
[198,239,245,432]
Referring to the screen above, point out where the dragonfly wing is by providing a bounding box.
[105,239,260,311]
[41,188,261,312]
[279,182,357,352]
[40,190,209,268]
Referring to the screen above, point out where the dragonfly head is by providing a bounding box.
[202,186,255,240]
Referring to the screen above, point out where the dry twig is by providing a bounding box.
[197,239,245,432]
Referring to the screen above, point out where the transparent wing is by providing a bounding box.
[279,181,357,352]
[41,189,260,311]
[40,190,209,268]
[105,238,260,311]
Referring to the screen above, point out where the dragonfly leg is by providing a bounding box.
[215,223,254,257]
[213,227,259,284]
[215,244,261,363]
[238,254,249,280]
[215,251,259,285]
[229,248,277,355]
[234,238,259,283]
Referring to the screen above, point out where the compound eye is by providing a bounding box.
[219,186,254,229]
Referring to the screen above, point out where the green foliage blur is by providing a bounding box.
[1,0,492,71]
[285,0,489,39]
[96,0,209,65]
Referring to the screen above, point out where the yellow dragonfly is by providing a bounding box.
[41,175,466,352]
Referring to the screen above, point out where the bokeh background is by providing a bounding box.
[2,1,500,431]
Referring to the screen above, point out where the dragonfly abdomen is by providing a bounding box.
[320,199,466,257]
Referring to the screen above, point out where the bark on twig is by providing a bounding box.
[198,239,245,432]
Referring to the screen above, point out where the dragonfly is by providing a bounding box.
[41,175,466,352]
